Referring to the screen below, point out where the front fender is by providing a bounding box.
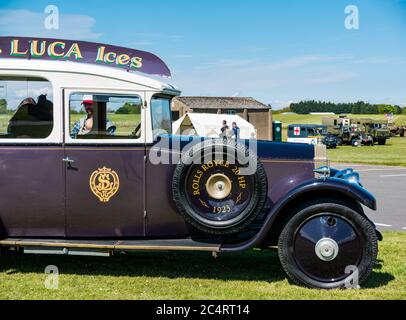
[221,178,376,252]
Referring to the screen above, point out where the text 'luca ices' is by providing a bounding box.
[7,39,143,69]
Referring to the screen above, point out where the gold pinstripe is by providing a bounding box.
[0,239,220,252]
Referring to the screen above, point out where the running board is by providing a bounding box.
[0,238,221,253]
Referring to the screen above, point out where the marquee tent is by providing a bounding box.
[172,113,256,139]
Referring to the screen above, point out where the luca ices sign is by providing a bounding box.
[0,36,171,77]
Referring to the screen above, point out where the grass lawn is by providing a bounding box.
[0,232,404,300]
[327,137,406,166]
[273,114,406,166]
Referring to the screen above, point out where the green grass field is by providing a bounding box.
[0,232,404,300]
[273,114,406,166]
[327,137,406,166]
[1,112,405,166]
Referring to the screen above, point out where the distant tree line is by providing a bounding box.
[289,100,404,115]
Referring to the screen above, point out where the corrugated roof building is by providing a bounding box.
[172,96,274,140]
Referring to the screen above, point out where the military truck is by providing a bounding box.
[389,123,405,137]
[323,117,390,145]
[322,117,361,146]
[351,119,390,145]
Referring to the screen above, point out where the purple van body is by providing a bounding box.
[0,139,316,240]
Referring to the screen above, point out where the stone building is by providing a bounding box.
[172,96,273,140]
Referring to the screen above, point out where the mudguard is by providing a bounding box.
[221,177,377,252]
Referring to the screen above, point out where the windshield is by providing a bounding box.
[151,96,172,138]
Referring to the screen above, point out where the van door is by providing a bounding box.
[0,76,65,238]
[63,89,146,237]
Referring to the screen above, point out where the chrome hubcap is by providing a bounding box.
[315,238,339,261]
[205,173,232,200]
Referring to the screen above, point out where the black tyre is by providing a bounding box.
[278,199,378,289]
[378,138,386,145]
[336,137,343,146]
[352,139,360,147]
[172,139,268,234]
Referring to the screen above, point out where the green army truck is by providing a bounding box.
[322,117,361,146]
[352,118,390,145]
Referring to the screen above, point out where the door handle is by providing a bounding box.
[62,156,75,164]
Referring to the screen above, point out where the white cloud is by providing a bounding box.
[129,40,155,48]
[270,100,295,109]
[0,9,101,39]
[172,53,214,59]
[354,56,406,64]
[266,54,351,70]
[127,32,185,48]
[171,54,360,103]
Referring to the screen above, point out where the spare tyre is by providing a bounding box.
[172,139,268,234]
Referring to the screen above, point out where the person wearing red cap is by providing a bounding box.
[70,95,115,138]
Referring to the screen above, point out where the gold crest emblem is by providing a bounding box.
[89,167,120,202]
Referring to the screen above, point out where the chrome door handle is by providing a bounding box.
[62,156,75,164]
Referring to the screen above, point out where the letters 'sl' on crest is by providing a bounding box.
[89,167,120,202]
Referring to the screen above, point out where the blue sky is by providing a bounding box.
[1,0,405,108]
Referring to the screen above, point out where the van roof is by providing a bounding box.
[0,58,181,94]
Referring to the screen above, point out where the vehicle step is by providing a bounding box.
[23,247,111,257]
[0,238,221,252]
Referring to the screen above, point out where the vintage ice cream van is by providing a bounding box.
[0,37,381,289]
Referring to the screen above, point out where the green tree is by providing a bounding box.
[115,102,141,114]
[0,99,7,114]
[377,104,397,114]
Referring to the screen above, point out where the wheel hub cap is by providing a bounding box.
[315,238,339,261]
[205,173,232,200]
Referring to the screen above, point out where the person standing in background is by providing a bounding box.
[232,122,240,140]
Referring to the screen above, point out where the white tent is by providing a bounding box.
[172,113,257,139]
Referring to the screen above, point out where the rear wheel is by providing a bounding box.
[278,200,377,289]
[336,137,343,146]
[378,138,386,145]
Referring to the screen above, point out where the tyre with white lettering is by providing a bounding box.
[172,139,267,234]
[278,198,378,289]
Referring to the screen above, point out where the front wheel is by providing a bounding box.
[278,200,378,289]
[352,139,360,147]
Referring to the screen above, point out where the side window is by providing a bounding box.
[151,96,172,138]
[69,93,142,140]
[0,77,53,139]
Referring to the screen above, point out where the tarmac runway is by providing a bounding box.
[333,163,406,232]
